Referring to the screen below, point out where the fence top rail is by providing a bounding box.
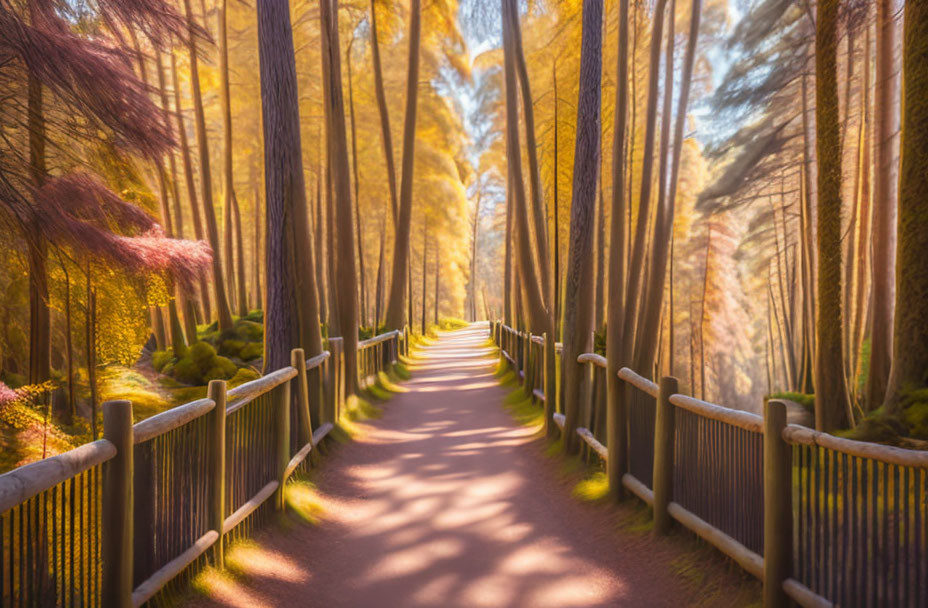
[669,394,764,433]
[0,438,116,514]
[359,330,401,348]
[577,352,608,368]
[783,422,928,468]
[531,335,544,345]
[305,350,331,371]
[618,367,659,397]
[134,397,216,444]
[227,366,298,414]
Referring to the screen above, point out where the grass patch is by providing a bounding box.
[502,387,544,427]
[392,361,411,380]
[285,479,325,525]
[572,471,610,502]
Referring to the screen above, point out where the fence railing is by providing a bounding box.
[0,329,402,606]
[491,321,927,608]
[358,329,403,388]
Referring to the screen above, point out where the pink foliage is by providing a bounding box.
[0,381,17,407]
[0,1,173,158]
[35,173,212,286]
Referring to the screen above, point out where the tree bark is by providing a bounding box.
[171,52,211,325]
[421,220,428,333]
[384,0,422,329]
[813,0,851,431]
[470,190,481,322]
[866,0,897,408]
[184,0,234,332]
[369,0,399,224]
[346,42,368,327]
[561,0,602,454]
[257,0,323,372]
[885,0,928,412]
[27,73,50,387]
[320,0,360,394]
[619,0,668,368]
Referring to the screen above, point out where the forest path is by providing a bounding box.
[186,323,701,607]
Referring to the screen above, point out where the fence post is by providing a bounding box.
[206,380,227,568]
[607,373,627,500]
[291,349,312,449]
[274,376,292,510]
[102,400,133,608]
[764,399,791,606]
[652,376,678,535]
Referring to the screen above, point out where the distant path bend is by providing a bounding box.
[188,323,699,607]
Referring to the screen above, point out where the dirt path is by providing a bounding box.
[188,324,711,607]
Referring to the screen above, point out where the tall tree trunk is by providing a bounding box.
[813,0,851,431]
[606,0,631,492]
[251,156,263,310]
[375,211,386,328]
[619,0,668,368]
[503,179,513,325]
[85,269,97,439]
[369,0,399,224]
[552,63,561,338]
[594,178,605,330]
[867,0,897,408]
[325,167,339,331]
[699,225,711,400]
[313,170,328,327]
[885,0,928,412]
[508,0,551,305]
[346,42,368,327]
[158,49,199,345]
[384,0,422,329]
[470,190,481,322]
[320,0,360,394]
[133,35,188,358]
[421,220,428,333]
[184,0,234,332]
[433,244,440,325]
[27,74,50,387]
[220,0,239,314]
[257,0,323,373]
[171,52,211,324]
[561,0,602,454]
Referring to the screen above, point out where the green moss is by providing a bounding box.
[203,357,237,383]
[767,391,815,412]
[239,342,263,361]
[172,358,203,385]
[190,342,218,371]
[900,388,928,440]
[219,339,245,358]
[151,350,173,373]
[572,471,610,502]
[228,367,261,388]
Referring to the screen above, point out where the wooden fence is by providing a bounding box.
[0,329,405,607]
[492,321,927,608]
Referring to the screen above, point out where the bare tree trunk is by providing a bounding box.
[605,0,630,495]
[813,0,851,430]
[433,244,440,325]
[885,0,928,412]
[85,268,97,439]
[346,42,368,327]
[561,0,602,454]
[421,220,428,334]
[867,0,897,408]
[27,74,50,387]
[633,0,702,379]
[369,0,399,224]
[171,52,211,324]
[699,226,711,400]
[184,0,234,332]
[320,0,360,394]
[504,179,513,325]
[158,49,200,344]
[252,156,263,311]
[594,177,605,330]
[619,0,668,368]
[470,191,481,322]
[220,0,239,315]
[258,0,323,373]
[375,211,386,328]
[384,0,422,329]
[552,64,561,337]
[325,166,339,331]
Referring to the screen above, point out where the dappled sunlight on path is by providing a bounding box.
[186,323,696,607]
